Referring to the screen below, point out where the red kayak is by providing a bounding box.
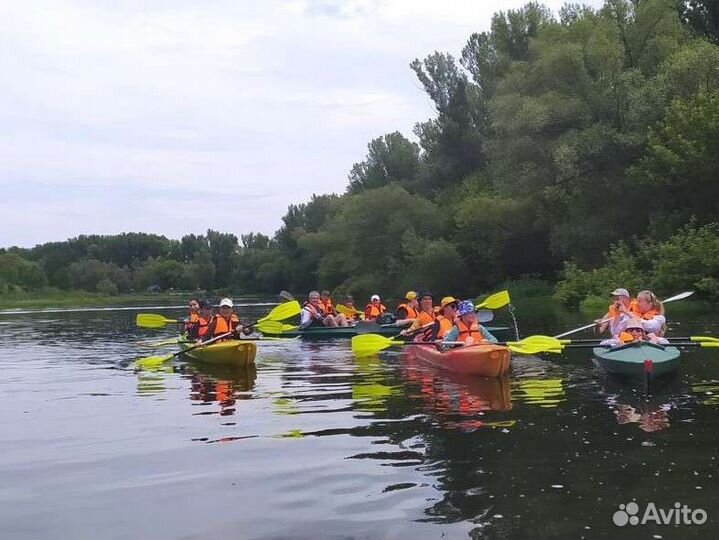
[410,343,511,377]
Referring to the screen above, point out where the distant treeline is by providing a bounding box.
[2,0,718,306]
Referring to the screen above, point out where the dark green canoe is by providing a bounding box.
[262,322,509,340]
[593,341,681,378]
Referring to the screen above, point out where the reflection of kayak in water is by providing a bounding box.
[403,353,512,415]
[409,343,511,377]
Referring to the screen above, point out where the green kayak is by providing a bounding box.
[262,322,509,340]
[593,341,681,378]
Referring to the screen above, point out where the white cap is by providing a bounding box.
[610,288,630,298]
[219,297,233,307]
[371,294,380,301]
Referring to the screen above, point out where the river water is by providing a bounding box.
[0,299,717,539]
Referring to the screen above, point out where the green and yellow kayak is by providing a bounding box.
[180,339,257,366]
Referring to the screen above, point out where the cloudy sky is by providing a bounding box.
[0,0,602,248]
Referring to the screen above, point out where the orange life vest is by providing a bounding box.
[456,320,485,344]
[396,303,418,319]
[436,315,454,339]
[630,307,660,320]
[210,314,240,338]
[364,303,386,320]
[608,299,638,318]
[320,298,334,316]
[619,332,638,343]
[186,312,208,338]
[303,302,326,325]
[413,310,437,342]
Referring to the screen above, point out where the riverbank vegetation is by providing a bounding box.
[2,0,717,307]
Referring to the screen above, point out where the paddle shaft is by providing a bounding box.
[166,331,232,360]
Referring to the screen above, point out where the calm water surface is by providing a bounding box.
[0,299,717,539]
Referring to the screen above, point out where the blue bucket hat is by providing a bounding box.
[457,300,475,317]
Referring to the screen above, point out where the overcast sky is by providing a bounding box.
[0,0,602,248]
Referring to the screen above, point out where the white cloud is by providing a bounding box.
[0,0,603,247]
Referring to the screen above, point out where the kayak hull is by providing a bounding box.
[411,344,511,377]
[263,323,507,340]
[180,340,257,366]
[593,342,680,378]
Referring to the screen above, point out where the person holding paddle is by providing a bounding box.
[202,298,243,342]
[300,291,349,328]
[600,318,668,347]
[596,288,637,336]
[395,291,419,326]
[185,298,209,340]
[400,291,437,341]
[631,290,666,335]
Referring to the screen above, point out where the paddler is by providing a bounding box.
[401,291,437,341]
[631,290,666,335]
[202,297,243,342]
[300,290,349,328]
[395,291,419,326]
[364,294,387,321]
[443,300,498,346]
[432,296,459,340]
[341,295,362,322]
[600,318,668,347]
[596,288,637,336]
[320,290,337,316]
[184,298,209,340]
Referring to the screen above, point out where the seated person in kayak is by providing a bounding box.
[596,288,637,336]
[300,290,349,328]
[432,296,460,341]
[320,290,337,316]
[185,298,208,340]
[401,291,436,341]
[340,295,362,322]
[443,300,498,347]
[631,290,666,336]
[364,294,387,321]
[600,318,668,347]
[395,291,419,326]
[202,298,244,341]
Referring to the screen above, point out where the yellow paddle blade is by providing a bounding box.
[508,343,560,355]
[136,313,179,328]
[691,336,719,343]
[336,304,363,316]
[351,334,404,357]
[518,335,564,350]
[133,354,173,370]
[255,320,298,334]
[699,342,719,348]
[475,290,510,310]
[257,301,301,323]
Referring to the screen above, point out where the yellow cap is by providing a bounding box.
[405,291,417,301]
[440,296,457,307]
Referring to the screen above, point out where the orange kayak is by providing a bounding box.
[411,343,511,377]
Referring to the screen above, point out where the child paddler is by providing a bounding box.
[599,318,668,347]
[202,298,243,342]
[443,301,498,347]
[395,291,419,326]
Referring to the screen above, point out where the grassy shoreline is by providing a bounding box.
[0,292,195,310]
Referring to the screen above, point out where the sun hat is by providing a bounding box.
[371,294,380,301]
[625,318,645,331]
[610,288,630,298]
[440,296,458,307]
[219,298,233,308]
[405,291,417,301]
[457,300,475,317]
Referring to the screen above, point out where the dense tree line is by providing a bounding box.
[2,0,718,305]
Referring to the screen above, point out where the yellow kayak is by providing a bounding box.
[179,339,257,366]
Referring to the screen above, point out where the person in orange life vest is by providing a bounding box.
[320,290,337,316]
[596,288,638,336]
[430,296,459,341]
[401,291,437,341]
[364,294,387,321]
[185,298,209,340]
[442,300,498,347]
[631,290,666,335]
[341,295,362,323]
[300,290,349,328]
[202,298,243,342]
[600,318,668,347]
[395,291,419,326]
